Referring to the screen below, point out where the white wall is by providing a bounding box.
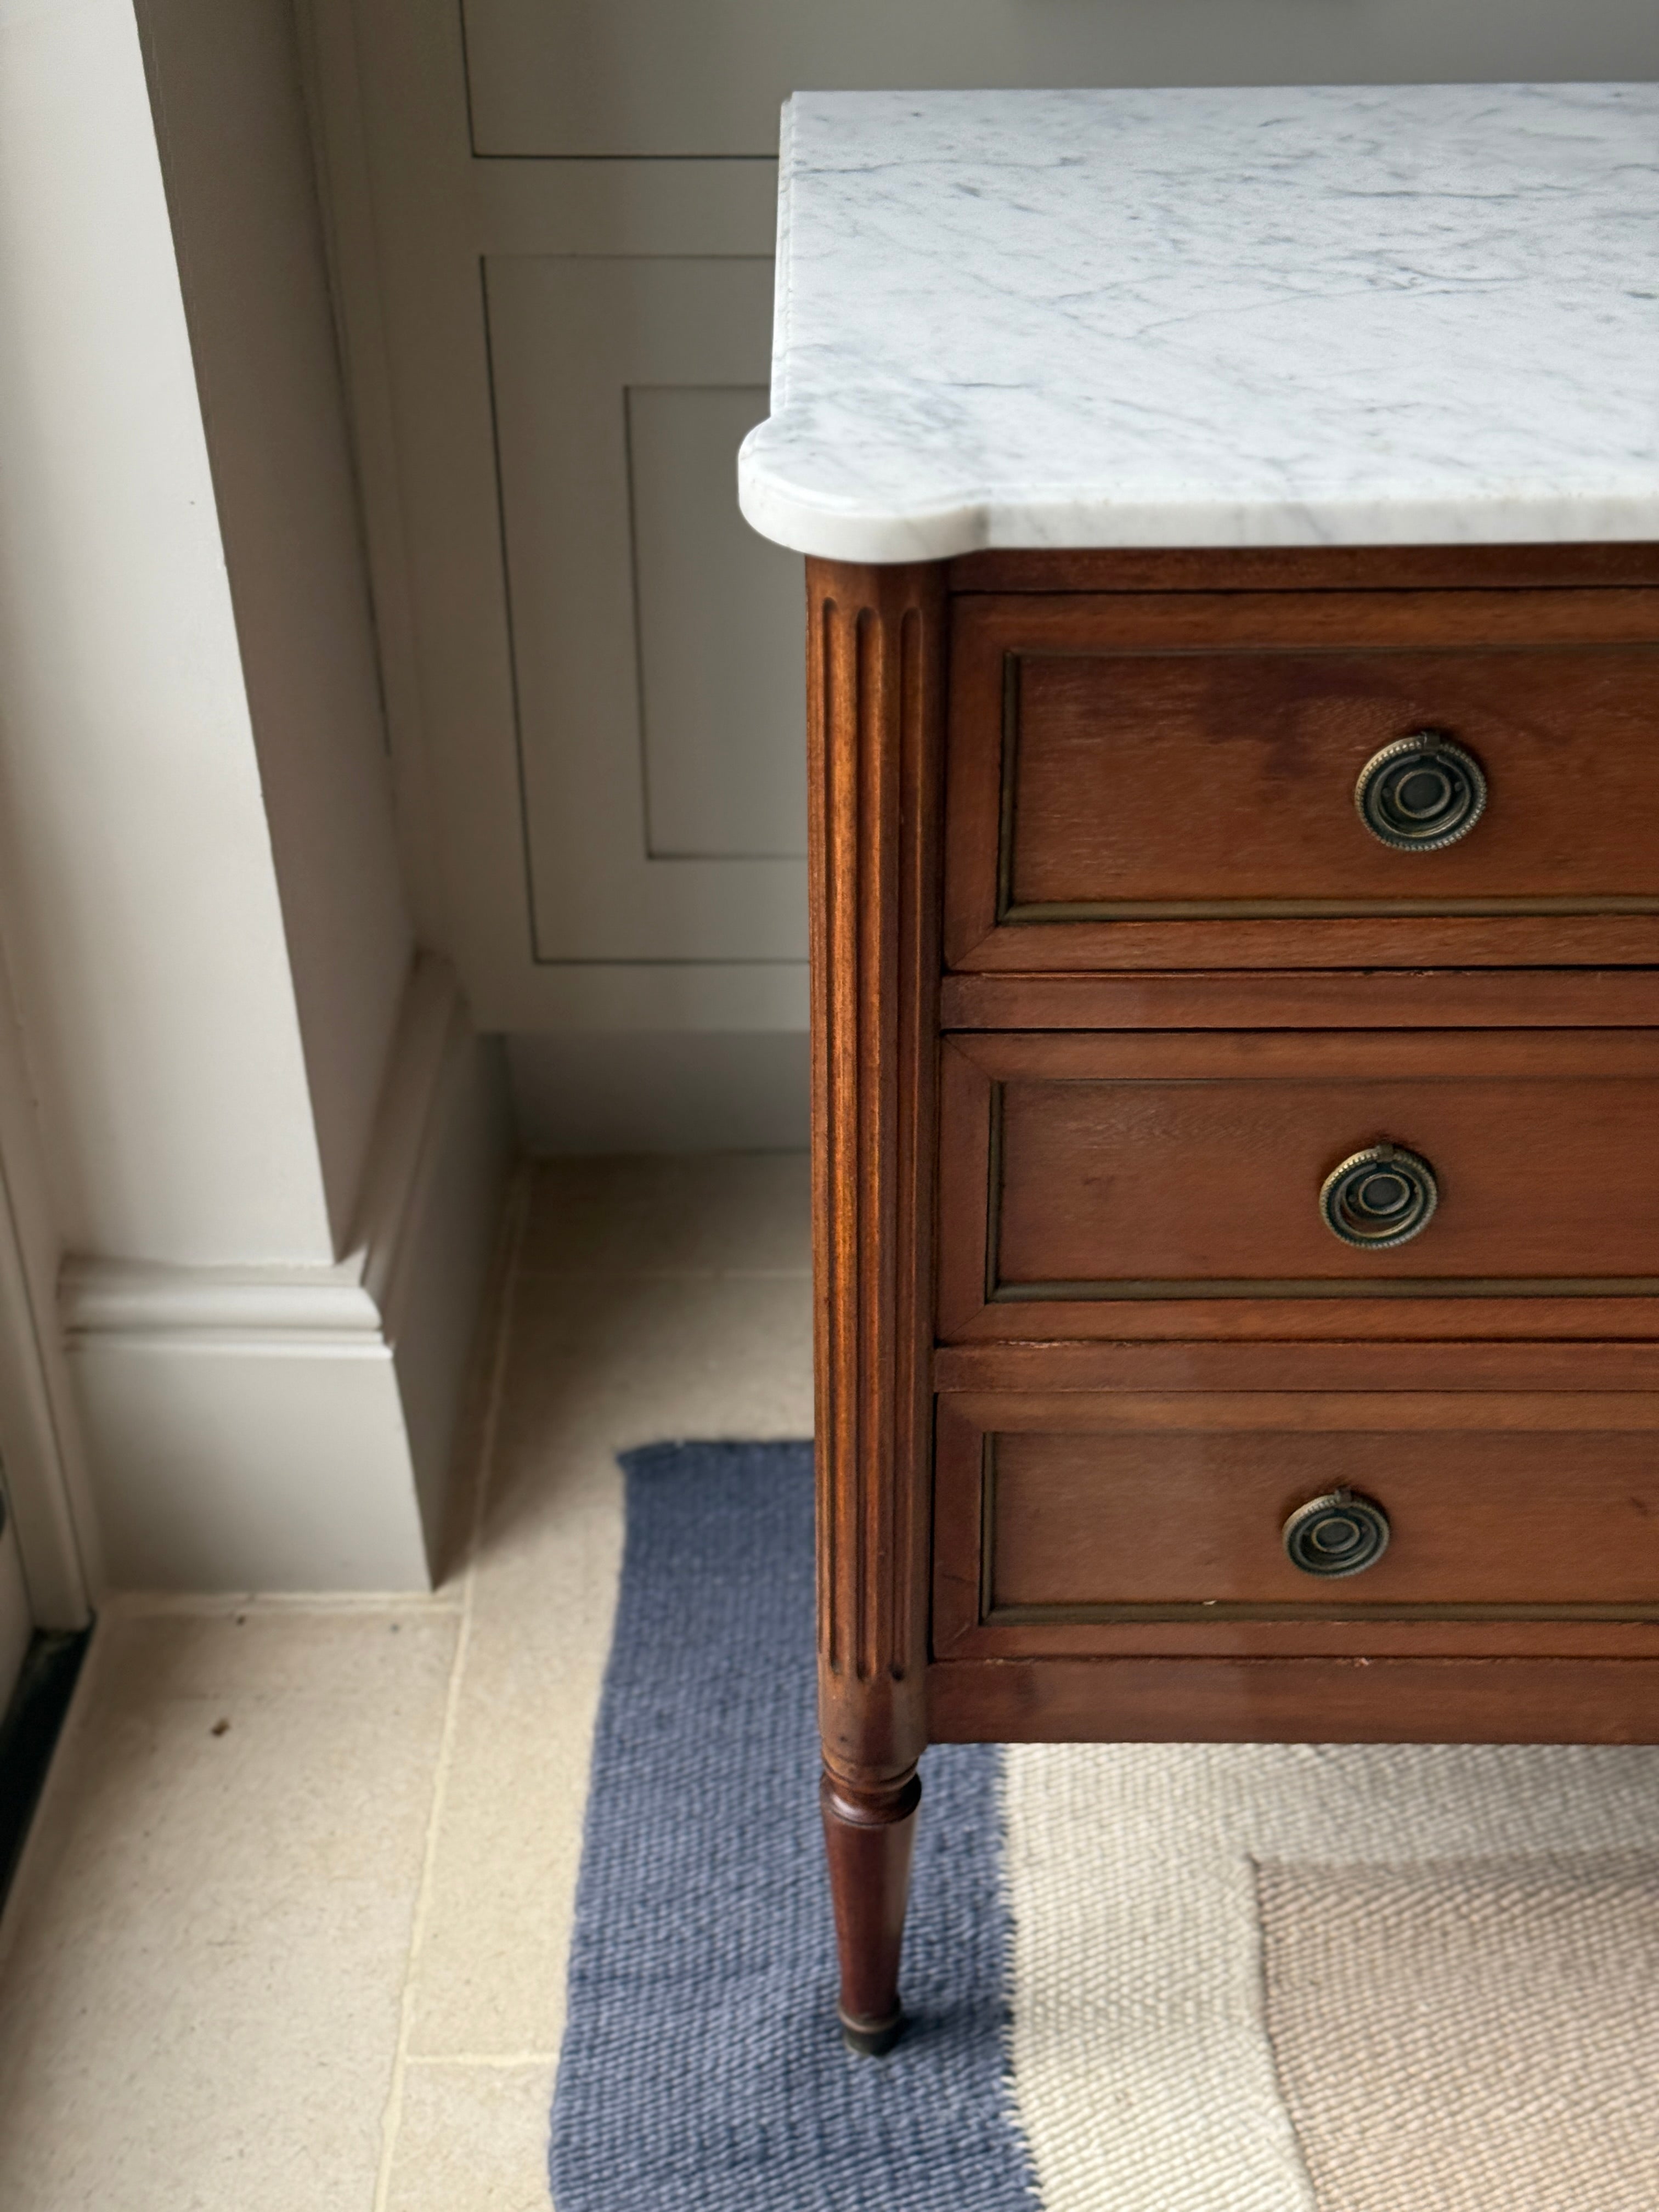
[136,0,416,1253]
[465,0,1659,156]
[0,0,335,1268]
[0,0,509,1592]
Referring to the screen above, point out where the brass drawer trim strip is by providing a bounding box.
[981,1076,1659,1303]
[991,1277,1659,1302]
[973,1434,1659,1632]
[984,1599,1659,1626]
[991,645,1659,930]
[1003,897,1659,923]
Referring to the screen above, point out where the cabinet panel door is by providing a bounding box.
[460,0,1659,157]
[628,386,805,861]
[486,256,806,963]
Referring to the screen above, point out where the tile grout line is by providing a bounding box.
[101,1592,467,1619]
[370,1547,478,2212]
[372,1173,532,2212]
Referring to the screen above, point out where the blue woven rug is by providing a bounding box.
[549,1442,1659,2210]
[548,1441,1034,2211]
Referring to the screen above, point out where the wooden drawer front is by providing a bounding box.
[938,1030,1659,1341]
[933,1391,1659,1661]
[944,589,1659,972]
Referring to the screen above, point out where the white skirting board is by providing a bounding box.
[59,959,512,1592]
[507,1028,809,1154]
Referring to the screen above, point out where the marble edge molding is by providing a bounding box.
[735,467,1659,566]
[736,83,1659,564]
[769,93,795,415]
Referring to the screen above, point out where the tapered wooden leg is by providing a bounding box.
[806,563,945,2056]
[821,1763,922,2055]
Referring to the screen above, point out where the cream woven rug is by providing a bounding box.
[1257,1849,1659,2212]
[1005,1741,1659,2211]
[551,1448,1659,2211]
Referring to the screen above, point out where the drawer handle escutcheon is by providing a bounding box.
[1320,1143,1438,1249]
[1355,730,1486,851]
[1283,1489,1391,1578]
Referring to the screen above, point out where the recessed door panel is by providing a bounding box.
[627,385,805,860]
[485,256,807,963]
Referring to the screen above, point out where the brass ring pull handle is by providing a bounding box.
[1320,1143,1438,1250]
[1355,730,1486,851]
[1283,1488,1391,1579]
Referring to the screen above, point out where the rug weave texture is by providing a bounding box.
[548,1442,1032,2212]
[1256,1852,1659,2212]
[550,1440,1659,2211]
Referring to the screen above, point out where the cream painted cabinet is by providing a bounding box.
[303,0,1659,1047]
[487,257,804,964]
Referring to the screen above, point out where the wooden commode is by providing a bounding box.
[738,87,1659,2053]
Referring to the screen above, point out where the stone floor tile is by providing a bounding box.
[0,1607,458,2212]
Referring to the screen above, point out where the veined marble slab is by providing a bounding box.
[737,85,1659,562]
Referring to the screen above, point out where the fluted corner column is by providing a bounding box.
[806,557,947,2051]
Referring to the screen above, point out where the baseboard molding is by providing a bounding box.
[61,957,512,1592]
[484,961,808,1034]
[507,1028,809,1154]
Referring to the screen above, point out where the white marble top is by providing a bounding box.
[737,85,1659,562]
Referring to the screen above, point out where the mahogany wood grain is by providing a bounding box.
[943,1389,1659,1434]
[955,917,1659,975]
[807,558,945,2048]
[944,589,1659,972]
[936,1028,1659,1340]
[820,1769,921,2055]
[932,1339,1659,1395]
[1010,641,1658,905]
[931,1392,1659,1655]
[940,1621,1659,1661]
[947,544,1659,596]
[804,540,1659,2050]
[939,968,1659,1032]
[938,1299,1659,1346]
[927,1656,1659,1745]
[809,556,943,1784]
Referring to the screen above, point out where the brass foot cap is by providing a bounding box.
[839,2005,905,2058]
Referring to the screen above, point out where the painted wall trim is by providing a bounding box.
[487,960,808,1034]
[60,957,512,1592]
[60,1268,382,1345]
[60,957,471,1348]
[0,1128,95,1633]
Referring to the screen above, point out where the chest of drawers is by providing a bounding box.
[808,542,1659,2055]
[740,86,1659,2056]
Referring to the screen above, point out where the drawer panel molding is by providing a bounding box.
[933,1392,1659,1660]
[938,1029,1659,1339]
[945,589,1659,972]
